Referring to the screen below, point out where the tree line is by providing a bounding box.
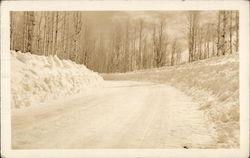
[187,11,239,62]
[10,11,239,73]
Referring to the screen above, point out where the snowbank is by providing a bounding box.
[102,53,239,148]
[11,50,103,109]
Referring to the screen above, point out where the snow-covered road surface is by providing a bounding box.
[12,81,217,149]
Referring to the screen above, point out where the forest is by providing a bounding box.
[10,11,239,73]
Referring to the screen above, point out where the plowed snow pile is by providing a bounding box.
[102,53,239,148]
[11,50,103,109]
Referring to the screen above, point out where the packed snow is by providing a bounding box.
[12,81,218,149]
[11,50,103,109]
[102,53,239,148]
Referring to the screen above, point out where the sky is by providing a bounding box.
[80,11,217,40]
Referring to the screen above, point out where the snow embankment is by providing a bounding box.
[11,50,103,109]
[102,53,239,148]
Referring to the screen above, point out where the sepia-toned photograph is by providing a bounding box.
[1,1,249,158]
[10,10,240,149]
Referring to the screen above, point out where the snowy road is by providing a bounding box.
[12,81,217,149]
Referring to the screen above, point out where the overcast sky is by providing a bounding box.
[80,11,217,40]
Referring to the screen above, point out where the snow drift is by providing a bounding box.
[11,50,103,109]
[102,53,239,148]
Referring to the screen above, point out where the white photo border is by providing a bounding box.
[1,1,249,157]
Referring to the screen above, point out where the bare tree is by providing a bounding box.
[153,16,168,67]
[10,12,15,50]
[229,11,233,54]
[72,12,82,62]
[124,19,131,71]
[187,11,200,62]
[216,11,222,56]
[221,11,227,55]
[171,39,177,66]
[138,19,144,69]
[176,41,182,65]
[53,12,59,56]
[235,11,239,52]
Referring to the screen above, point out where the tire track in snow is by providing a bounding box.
[12,81,217,149]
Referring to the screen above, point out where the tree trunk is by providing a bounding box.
[235,11,239,52]
[217,11,221,56]
[221,11,227,56]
